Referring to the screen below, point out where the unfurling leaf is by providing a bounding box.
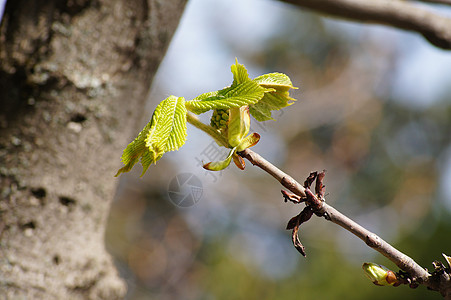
[231,58,251,85]
[185,80,272,114]
[236,133,260,152]
[253,72,296,92]
[250,72,297,121]
[228,106,251,147]
[203,148,235,171]
[362,263,400,287]
[115,96,187,177]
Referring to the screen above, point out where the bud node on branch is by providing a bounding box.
[365,233,382,248]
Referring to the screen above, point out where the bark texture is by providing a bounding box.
[0,0,186,298]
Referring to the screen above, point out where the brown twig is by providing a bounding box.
[277,0,451,50]
[238,148,451,295]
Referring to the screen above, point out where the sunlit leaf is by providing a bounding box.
[231,58,251,85]
[186,81,272,114]
[236,132,260,152]
[250,72,297,121]
[115,96,187,177]
[192,90,219,101]
[228,106,251,147]
[203,148,235,171]
[253,72,297,92]
[249,91,293,121]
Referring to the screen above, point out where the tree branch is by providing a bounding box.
[238,146,307,198]
[277,0,451,50]
[238,148,451,295]
[414,0,451,5]
[324,204,429,280]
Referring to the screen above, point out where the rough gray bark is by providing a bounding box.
[0,0,187,298]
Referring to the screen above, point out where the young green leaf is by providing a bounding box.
[115,96,187,177]
[203,148,235,171]
[228,106,251,147]
[249,91,294,121]
[236,132,260,152]
[231,59,251,85]
[185,80,272,114]
[253,72,296,92]
[250,72,297,121]
[191,90,219,102]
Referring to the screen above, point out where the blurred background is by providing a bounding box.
[105,0,451,299]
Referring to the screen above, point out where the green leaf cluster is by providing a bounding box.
[185,60,296,117]
[115,59,297,177]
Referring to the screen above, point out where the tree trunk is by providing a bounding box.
[0,0,186,298]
